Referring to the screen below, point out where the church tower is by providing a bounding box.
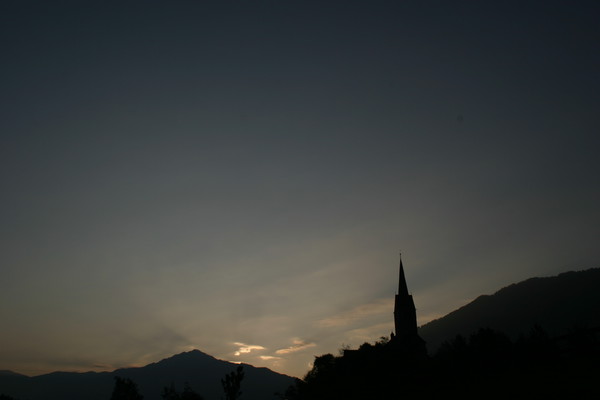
[392,254,426,354]
[394,255,418,339]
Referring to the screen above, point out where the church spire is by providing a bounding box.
[391,253,427,355]
[398,253,409,297]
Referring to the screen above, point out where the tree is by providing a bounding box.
[181,382,204,400]
[221,365,244,400]
[161,383,179,400]
[161,382,204,400]
[110,376,143,400]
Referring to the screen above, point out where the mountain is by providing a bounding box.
[419,268,600,352]
[0,371,27,378]
[0,350,295,400]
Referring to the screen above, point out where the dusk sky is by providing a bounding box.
[1,1,599,378]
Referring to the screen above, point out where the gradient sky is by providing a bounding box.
[1,0,599,378]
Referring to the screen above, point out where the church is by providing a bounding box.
[390,255,427,355]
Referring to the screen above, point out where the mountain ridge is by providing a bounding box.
[0,349,295,400]
[3,268,599,399]
[419,267,600,352]
[0,371,27,378]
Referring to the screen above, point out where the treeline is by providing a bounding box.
[282,325,600,400]
[0,366,245,400]
[112,365,244,400]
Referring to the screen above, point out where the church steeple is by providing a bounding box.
[392,254,426,355]
[398,253,409,297]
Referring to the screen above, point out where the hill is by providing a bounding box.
[419,268,600,352]
[0,350,295,400]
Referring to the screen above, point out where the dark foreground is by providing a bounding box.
[285,326,600,400]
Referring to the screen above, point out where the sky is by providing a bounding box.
[1,0,599,379]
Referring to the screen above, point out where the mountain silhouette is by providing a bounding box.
[0,371,27,378]
[419,268,600,352]
[4,269,599,399]
[0,350,294,400]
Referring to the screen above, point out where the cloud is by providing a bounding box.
[345,322,394,344]
[275,340,316,355]
[259,355,282,361]
[93,364,114,370]
[233,342,266,356]
[316,298,393,328]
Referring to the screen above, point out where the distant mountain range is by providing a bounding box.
[419,268,600,352]
[3,268,599,399]
[0,350,295,400]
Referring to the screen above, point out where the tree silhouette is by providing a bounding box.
[221,365,244,400]
[303,354,336,386]
[287,324,600,399]
[161,382,203,400]
[180,383,204,400]
[161,383,179,400]
[110,376,143,400]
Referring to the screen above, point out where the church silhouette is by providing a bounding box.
[389,254,427,356]
[342,254,427,358]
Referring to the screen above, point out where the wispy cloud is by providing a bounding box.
[275,340,316,355]
[316,298,393,328]
[259,355,282,361]
[233,342,266,356]
[93,363,114,370]
[345,322,394,344]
